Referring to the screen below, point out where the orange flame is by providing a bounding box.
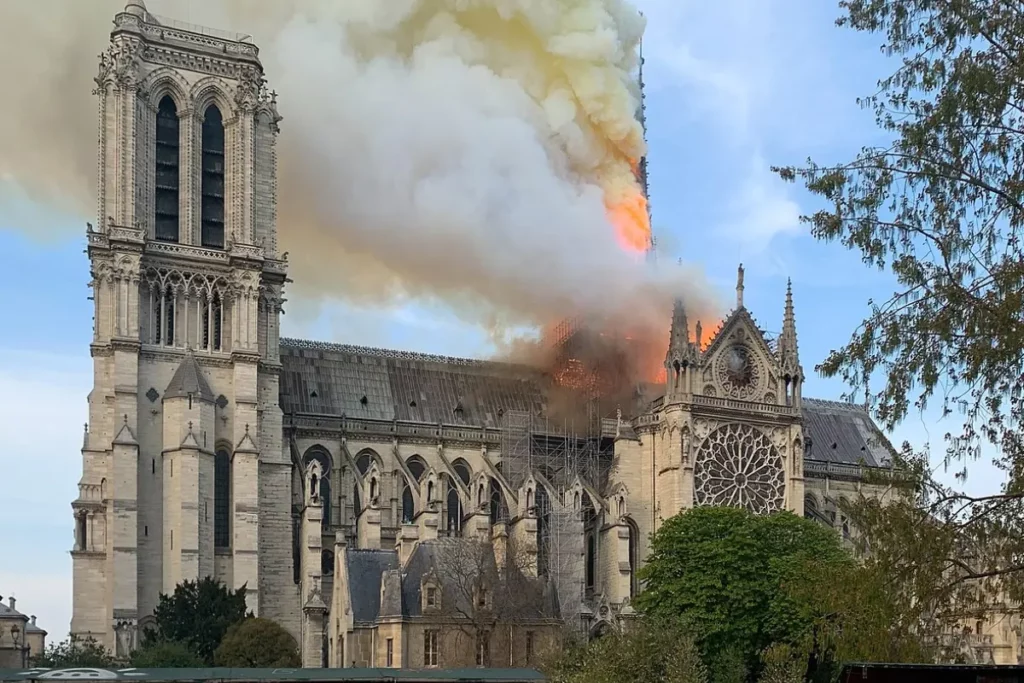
[607,190,651,254]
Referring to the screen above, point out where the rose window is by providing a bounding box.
[715,344,761,400]
[693,423,785,514]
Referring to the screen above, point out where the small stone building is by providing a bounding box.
[0,597,46,668]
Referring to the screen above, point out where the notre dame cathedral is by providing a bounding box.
[72,0,896,669]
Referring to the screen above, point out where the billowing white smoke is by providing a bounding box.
[0,0,720,345]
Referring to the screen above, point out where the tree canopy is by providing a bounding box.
[545,618,709,683]
[773,0,1024,628]
[129,641,204,668]
[33,637,120,669]
[635,507,853,679]
[213,618,301,668]
[143,577,250,664]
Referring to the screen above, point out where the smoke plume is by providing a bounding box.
[0,0,721,351]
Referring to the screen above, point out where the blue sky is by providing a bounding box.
[0,0,1005,641]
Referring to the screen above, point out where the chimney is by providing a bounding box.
[31,616,36,625]
[8,596,15,611]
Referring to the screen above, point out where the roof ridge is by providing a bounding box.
[803,397,869,412]
[280,336,533,370]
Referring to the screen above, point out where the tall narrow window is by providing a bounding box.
[155,96,180,242]
[214,449,230,548]
[627,519,639,598]
[585,534,596,589]
[402,485,414,524]
[201,105,225,249]
[423,630,438,667]
[321,475,333,527]
[475,631,489,666]
[446,486,462,536]
[202,291,222,351]
[163,290,176,347]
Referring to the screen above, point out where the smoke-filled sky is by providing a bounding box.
[0,0,716,340]
[0,0,1007,640]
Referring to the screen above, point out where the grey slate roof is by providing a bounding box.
[0,601,43,632]
[280,339,546,426]
[345,549,398,623]
[343,540,559,624]
[281,338,895,468]
[802,398,895,467]
[164,350,215,401]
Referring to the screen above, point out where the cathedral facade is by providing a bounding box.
[72,2,897,668]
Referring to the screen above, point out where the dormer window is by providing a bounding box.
[422,578,440,612]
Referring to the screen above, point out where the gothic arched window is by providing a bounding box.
[535,486,551,577]
[201,290,223,352]
[200,104,225,249]
[489,479,508,524]
[155,96,180,243]
[626,518,639,598]
[585,533,596,589]
[214,449,231,548]
[356,451,373,475]
[452,459,472,486]
[402,485,415,524]
[406,455,427,482]
[446,484,462,536]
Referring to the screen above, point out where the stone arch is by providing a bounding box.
[406,454,428,482]
[190,77,236,120]
[423,468,439,506]
[363,461,382,508]
[142,67,190,110]
[590,619,613,640]
[303,445,333,526]
[354,448,384,476]
[471,471,490,513]
[451,457,472,487]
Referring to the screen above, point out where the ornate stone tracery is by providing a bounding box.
[715,342,763,400]
[693,423,785,514]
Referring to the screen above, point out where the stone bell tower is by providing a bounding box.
[72,0,291,652]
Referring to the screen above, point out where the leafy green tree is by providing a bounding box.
[33,637,121,669]
[544,618,708,683]
[773,0,1024,617]
[636,507,852,678]
[129,641,204,668]
[213,618,300,668]
[144,577,250,664]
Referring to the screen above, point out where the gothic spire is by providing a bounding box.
[736,263,745,309]
[665,297,699,370]
[777,278,801,376]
